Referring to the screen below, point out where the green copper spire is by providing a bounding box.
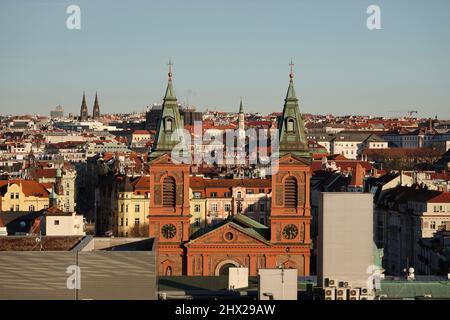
[285,77,297,100]
[278,60,311,160]
[149,60,185,160]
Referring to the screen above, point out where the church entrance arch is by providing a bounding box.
[214,259,240,276]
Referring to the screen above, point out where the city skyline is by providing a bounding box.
[1,0,450,118]
[2,0,450,306]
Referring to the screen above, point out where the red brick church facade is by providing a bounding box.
[148,66,311,276]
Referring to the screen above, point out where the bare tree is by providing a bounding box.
[128,223,149,237]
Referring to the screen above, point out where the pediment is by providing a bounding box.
[185,222,270,248]
[278,153,311,166]
[149,153,176,165]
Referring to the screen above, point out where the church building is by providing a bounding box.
[148,62,312,276]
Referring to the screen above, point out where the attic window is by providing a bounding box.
[287,118,295,132]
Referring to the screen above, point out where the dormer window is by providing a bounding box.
[286,118,295,132]
[165,117,174,132]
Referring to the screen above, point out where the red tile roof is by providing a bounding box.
[34,168,57,179]
[133,130,150,135]
[0,180,50,198]
[350,163,366,187]
[190,177,271,189]
[45,207,69,216]
[311,160,373,172]
[428,192,450,203]
[246,121,272,128]
[131,176,151,195]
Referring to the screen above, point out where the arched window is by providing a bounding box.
[284,176,297,208]
[165,118,173,132]
[29,205,35,212]
[287,118,295,132]
[163,176,176,207]
[165,266,172,276]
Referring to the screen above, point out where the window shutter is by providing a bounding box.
[163,177,176,207]
[284,176,297,208]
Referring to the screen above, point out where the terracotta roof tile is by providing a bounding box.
[0,180,50,198]
[190,177,271,189]
[428,192,450,203]
[133,130,150,135]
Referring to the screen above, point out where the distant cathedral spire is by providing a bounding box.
[239,97,244,114]
[93,92,100,120]
[278,59,310,159]
[80,91,88,121]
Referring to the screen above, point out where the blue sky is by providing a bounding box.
[1,0,450,118]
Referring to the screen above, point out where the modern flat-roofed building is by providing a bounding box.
[0,236,157,300]
[317,192,374,289]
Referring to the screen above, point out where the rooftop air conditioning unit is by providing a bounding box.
[324,287,335,300]
[338,281,350,288]
[360,294,374,300]
[325,278,337,287]
[336,288,347,300]
[348,288,360,300]
[360,287,371,295]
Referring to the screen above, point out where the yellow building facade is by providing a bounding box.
[0,180,50,212]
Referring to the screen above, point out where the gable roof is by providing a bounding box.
[428,192,450,203]
[278,152,312,166]
[0,180,50,198]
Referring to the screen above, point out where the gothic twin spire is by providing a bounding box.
[80,92,100,121]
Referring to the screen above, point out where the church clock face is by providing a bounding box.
[282,224,298,240]
[161,224,176,239]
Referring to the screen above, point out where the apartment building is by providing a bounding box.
[0,180,50,212]
[116,176,150,237]
[376,186,450,276]
[189,177,271,233]
[30,164,77,212]
[331,133,388,160]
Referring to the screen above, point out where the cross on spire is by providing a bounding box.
[168,59,173,80]
[289,58,294,79]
